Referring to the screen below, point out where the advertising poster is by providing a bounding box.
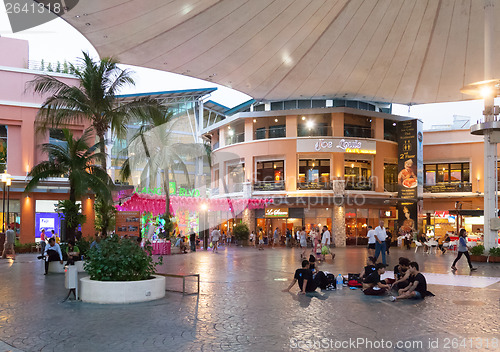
[115,211,140,237]
[35,213,61,239]
[397,120,423,234]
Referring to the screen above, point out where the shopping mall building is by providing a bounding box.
[203,102,500,246]
[203,100,413,246]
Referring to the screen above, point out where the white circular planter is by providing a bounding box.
[80,275,165,304]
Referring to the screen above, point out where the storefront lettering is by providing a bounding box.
[135,186,201,197]
[309,139,375,154]
[314,139,334,151]
[336,139,362,151]
[265,208,288,217]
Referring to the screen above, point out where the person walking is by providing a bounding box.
[451,229,477,271]
[189,228,196,252]
[366,226,376,255]
[385,230,392,255]
[40,228,46,255]
[273,227,279,248]
[210,227,220,253]
[373,220,387,265]
[1,225,16,259]
[299,227,307,259]
[320,225,331,261]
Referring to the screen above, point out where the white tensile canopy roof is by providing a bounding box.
[63,0,500,105]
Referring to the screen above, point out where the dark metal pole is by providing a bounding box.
[6,183,9,230]
[2,182,5,233]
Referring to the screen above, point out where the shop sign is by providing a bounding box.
[264,207,289,218]
[296,138,376,154]
[434,211,449,218]
[134,182,201,197]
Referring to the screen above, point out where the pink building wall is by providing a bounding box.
[0,36,94,243]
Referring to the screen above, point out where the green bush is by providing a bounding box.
[488,247,500,257]
[470,244,485,256]
[233,223,250,242]
[84,236,161,281]
[76,238,91,258]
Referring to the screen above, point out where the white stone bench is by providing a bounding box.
[47,260,86,273]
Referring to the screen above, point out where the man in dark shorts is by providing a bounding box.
[362,263,391,296]
[391,262,427,301]
[366,226,376,255]
[282,260,328,294]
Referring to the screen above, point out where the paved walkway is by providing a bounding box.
[0,246,499,352]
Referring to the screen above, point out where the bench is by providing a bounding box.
[47,260,85,273]
[157,273,200,295]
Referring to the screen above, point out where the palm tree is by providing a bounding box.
[119,107,211,225]
[25,128,113,240]
[28,51,160,171]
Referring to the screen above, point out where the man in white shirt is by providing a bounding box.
[210,228,220,253]
[366,226,376,255]
[321,226,332,260]
[43,237,63,275]
[374,220,387,265]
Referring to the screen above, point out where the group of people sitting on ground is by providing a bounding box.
[360,256,433,301]
[283,254,433,302]
[282,256,332,294]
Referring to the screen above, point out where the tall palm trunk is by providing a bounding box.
[97,131,107,171]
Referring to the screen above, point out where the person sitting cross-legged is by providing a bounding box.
[391,261,430,301]
[282,260,328,294]
[43,237,63,275]
[362,263,391,296]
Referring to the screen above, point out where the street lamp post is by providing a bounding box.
[1,173,11,233]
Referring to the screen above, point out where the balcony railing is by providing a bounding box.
[225,132,245,146]
[297,125,333,137]
[345,177,373,191]
[254,126,286,140]
[253,180,285,191]
[424,182,472,193]
[297,181,332,190]
[384,183,398,192]
[344,125,374,139]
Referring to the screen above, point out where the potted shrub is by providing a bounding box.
[80,236,165,304]
[233,223,250,246]
[488,247,500,263]
[469,245,487,262]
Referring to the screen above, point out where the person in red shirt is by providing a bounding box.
[40,229,46,255]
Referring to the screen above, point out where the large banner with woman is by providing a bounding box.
[397,120,423,237]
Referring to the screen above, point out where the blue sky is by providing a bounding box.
[0,5,490,130]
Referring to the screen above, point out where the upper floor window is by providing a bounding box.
[255,160,285,191]
[0,125,6,173]
[344,114,373,138]
[298,159,331,189]
[384,120,397,141]
[253,117,286,140]
[297,114,332,137]
[424,163,470,185]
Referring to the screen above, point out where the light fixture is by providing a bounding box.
[301,116,306,120]
[228,126,231,129]
[274,118,278,122]
[228,130,234,136]
[392,122,396,126]
[306,120,314,129]
[201,203,208,211]
[253,119,256,123]
[1,173,11,182]
[351,163,354,168]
